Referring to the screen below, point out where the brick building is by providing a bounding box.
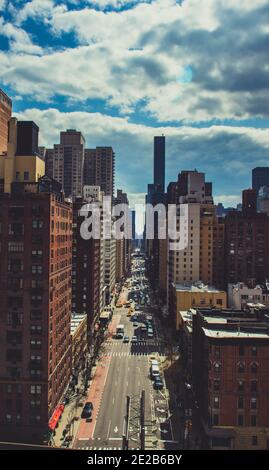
[225,189,269,286]
[192,308,269,449]
[0,89,12,156]
[0,184,72,443]
[72,196,105,344]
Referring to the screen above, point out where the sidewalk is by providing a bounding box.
[158,313,203,450]
[52,301,120,448]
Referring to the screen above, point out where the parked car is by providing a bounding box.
[154,377,164,390]
[81,402,93,418]
[123,336,130,343]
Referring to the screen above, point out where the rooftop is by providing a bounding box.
[202,327,269,339]
[174,282,223,293]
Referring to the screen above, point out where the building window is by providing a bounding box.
[237,415,244,426]
[250,398,257,410]
[32,265,43,274]
[30,385,41,395]
[214,363,221,374]
[24,171,29,181]
[251,415,257,427]
[251,362,258,374]
[238,397,244,409]
[214,346,220,358]
[251,380,258,392]
[239,346,245,356]
[238,380,244,392]
[32,220,43,229]
[252,436,258,446]
[213,396,219,409]
[213,414,219,426]
[213,379,220,391]
[6,414,12,423]
[8,242,24,252]
[251,347,257,356]
[238,362,245,373]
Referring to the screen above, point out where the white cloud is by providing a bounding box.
[0,16,42,54]
[11,0,64,26]
[1,0,269,122]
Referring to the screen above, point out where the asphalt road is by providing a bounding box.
[74,260,176,451]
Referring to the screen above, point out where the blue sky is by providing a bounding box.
[1,0,269,207]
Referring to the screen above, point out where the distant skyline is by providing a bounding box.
[1,0,269,207]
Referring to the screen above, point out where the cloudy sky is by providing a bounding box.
[0,0,269,208]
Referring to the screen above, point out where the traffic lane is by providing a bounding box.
[73,354,111,445]
[92,355,121,444]
[108,355,131,441]
[125,355,151,449]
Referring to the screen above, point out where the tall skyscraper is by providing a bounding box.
[114,189,131,281]
[0,89,12,156]
[0,184,72,444]
[252,167,269,193]
[154,135,165,193]
[72,192,105,343]
[146,136,166,288]
[132,210,136,240]
[46,129,85,199]
[84,147,115,197]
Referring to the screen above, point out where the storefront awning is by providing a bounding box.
[48,404,65,431]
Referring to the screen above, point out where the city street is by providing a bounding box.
[73,260,178,451]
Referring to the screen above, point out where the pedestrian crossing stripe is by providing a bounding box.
[77,447,137,450]
[99,352,165,357]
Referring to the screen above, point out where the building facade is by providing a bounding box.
[0,89,12,156]
[72,195,105,344]
[84,147,115,197]
[71,314,87,377]
[0,118,45,194]
[224,190,269,286]
[0,189,72,443]
[192,308,269,450]
[252,167,269,193]
[46,129,85,199]
[171,282,227,330]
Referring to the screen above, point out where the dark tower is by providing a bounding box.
[154,135,165,193]
[252,167,269,193]
[16,121,39,156]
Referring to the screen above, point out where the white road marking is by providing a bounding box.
[106,420,111,440]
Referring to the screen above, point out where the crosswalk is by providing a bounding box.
[100,351,166,357]
[77,446,138,451]
[106,340,164,346]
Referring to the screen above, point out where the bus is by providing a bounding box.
[116,324,124,339]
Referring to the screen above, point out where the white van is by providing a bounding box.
[150,359,159,367]
[150,364,160,379]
